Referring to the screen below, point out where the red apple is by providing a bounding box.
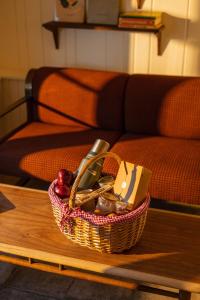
[54,184,70,199]
[57,169,73,186]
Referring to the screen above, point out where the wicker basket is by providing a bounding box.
[48,152,150,253]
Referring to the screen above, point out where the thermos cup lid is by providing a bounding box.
[90,139,110,154]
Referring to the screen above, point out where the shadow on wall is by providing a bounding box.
[161,13,190,55]
[183,0,200,75]
[158,7,200,74]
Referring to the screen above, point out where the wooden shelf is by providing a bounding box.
[42,21,165,56]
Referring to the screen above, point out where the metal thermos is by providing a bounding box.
[77,139,110,190]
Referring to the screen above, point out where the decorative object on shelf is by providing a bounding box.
[137,0,144,9]
[118,11,162,29]
[86,0,120,25]
[56,0,85,23]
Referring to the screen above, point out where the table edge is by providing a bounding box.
[0,242,199,293]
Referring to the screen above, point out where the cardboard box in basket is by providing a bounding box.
[114,161,152,210]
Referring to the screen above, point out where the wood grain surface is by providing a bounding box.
[0,183,200,292]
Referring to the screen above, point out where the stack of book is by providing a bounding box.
[118,11,162,29]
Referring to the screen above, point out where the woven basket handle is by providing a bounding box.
[69,152,121,209]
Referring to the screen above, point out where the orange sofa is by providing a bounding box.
[0,67,199,206]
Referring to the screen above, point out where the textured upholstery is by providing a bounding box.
[32,67,128,130]
[0,68,199,206]
[0,122,121,182]
[125,75,200,139]
[107,134,200,205]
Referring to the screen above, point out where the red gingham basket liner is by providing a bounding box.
[48,179,150,227]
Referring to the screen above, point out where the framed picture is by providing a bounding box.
[86,0,120,25]
[56,0,85,23]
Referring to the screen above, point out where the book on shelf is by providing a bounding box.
[118,17,161,26]
[119,11,162,26]
[118,23,162,29]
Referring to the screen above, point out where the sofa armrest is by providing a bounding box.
[25,68,37,100]
[0,97,27,119]
[0,69,37,143]
[0,68,37,120]
[0,97,29,143]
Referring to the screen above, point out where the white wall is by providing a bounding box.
[0,0,200,134]
[0,0,200,77]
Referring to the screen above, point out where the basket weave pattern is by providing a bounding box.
[48,152,150,253]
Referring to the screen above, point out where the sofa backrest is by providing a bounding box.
[31,67,128,130]
[125,74,200,139]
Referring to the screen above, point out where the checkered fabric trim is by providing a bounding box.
[48,180,150,228]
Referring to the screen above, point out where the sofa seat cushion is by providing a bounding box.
[0,122,121,182]
[106,134,200,205]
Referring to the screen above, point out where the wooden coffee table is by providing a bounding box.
[0,183,199,300]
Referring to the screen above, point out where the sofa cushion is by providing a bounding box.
[32,67,128,130]
[0,122,121,182]
[125,75,200,139]
[106,134,200,205]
